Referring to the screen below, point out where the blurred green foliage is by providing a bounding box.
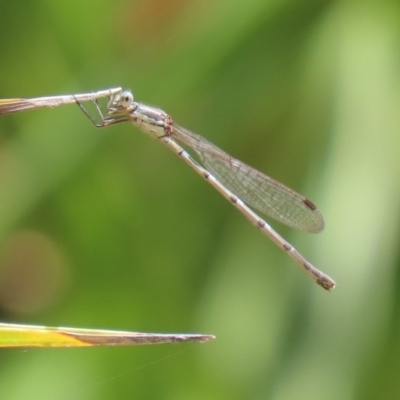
[0,0,400,399]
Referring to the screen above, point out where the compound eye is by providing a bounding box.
[118,91,133,107]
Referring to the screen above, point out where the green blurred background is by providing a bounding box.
[0,0,399,399]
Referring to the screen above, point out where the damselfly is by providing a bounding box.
[77,90,335,291]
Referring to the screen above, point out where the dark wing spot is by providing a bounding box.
[303,198,317,211]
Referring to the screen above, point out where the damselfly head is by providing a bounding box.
[109,90,134,112]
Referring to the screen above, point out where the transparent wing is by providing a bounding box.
[173,124,324,233]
